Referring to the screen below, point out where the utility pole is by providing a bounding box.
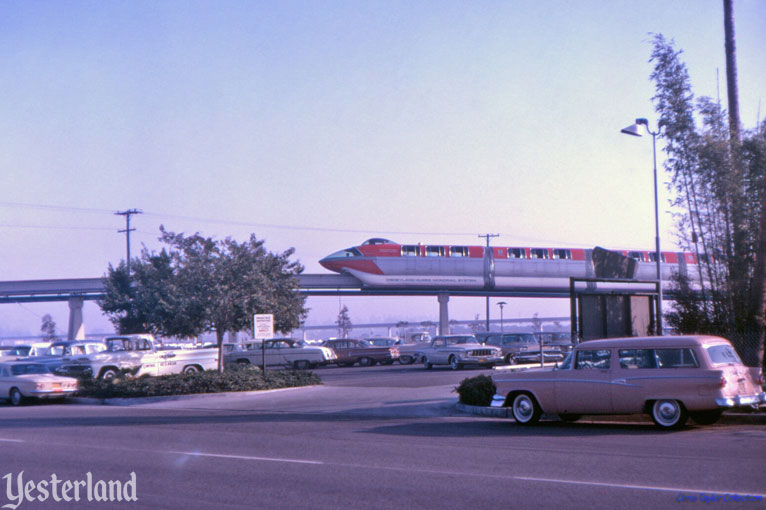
[115,209,142,274]
[478,233,499,332]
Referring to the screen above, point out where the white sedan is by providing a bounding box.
[0,361,78,406]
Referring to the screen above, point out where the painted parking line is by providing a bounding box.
[513,475,766,499]
[166,450,324,465]
[0,438,24,443]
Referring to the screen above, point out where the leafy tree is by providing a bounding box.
[336,305,352,339]
[100,227,308,371]
[649,33,765,365]
[40,314,58,341]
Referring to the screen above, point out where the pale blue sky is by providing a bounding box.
[1,1,764,337]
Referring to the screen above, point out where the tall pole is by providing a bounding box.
[479,233,499,331]
[650,129,664,335]
[621,118,663,335]
[116,209,142,274]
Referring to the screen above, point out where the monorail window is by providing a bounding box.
[530,248,549,259]
[363,238,394,245]
[508,248,526,259]
[402,246,420,257]
[425,246,445,257]
[552,249,571,260]
[648,252,667,263]
[450,246,469,257]
[628,251,646,262]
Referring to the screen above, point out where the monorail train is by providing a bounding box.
[319,238,703,291]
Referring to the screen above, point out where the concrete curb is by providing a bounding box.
[455,402,766,425]
[70,385,315,406]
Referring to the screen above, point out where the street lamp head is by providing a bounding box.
[621,122,643,137]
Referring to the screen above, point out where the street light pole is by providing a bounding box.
[497,301,507,333]
[621,118,663,335]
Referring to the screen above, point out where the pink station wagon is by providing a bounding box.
[491,335,765,428]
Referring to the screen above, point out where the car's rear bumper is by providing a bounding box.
[715,392,766,408]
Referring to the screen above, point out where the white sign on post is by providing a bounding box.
[254,314,274,340]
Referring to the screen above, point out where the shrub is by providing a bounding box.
[76,365,321,399]
[454,374,496,406]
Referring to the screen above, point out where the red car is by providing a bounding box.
[321,339,399,367]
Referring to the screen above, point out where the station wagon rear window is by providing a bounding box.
[705,344,742,365]
[618,348,699,369]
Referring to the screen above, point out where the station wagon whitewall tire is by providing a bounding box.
[183,365,200,375]
[651,399,688,429]
[9,388,23,406]
[511,393,541,425]
[449,356,462,370]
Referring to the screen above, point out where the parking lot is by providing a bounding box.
[1,364,765,509]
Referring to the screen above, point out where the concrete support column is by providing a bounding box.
[67,297,85,340]
[438,293,450,336]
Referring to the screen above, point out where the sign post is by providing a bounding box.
[254,314,274,372]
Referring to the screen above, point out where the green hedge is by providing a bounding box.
[454,374,496,407]
[76,364,321,399]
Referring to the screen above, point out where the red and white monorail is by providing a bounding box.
[319,238,703,291]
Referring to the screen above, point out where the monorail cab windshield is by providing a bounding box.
[326,247,363,258]
[362,238,394,246]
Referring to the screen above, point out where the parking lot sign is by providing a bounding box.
[254,314,274,340]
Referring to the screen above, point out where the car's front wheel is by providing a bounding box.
[423,356,433,370]
[9,388,24,407]
[449,356,462,371]
[511,393,541,425]
[505,354,516,365]
[100,367,120,380]
[650,399,688,429]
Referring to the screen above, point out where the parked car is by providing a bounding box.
[537,332,575,353]
[59,334,218,379]
[225,338,336,369]
[321,339,399,367]
[491,335,766,428]
[365,337,398,347]
[417,335,503,370]
[394,339,432,365]
[481,333,564,365]
[0,361,78,406]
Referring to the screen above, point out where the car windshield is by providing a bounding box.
[11,364,50,375]
[446,336,475,345]
[9,347,31,356]
[705,344,742,365]
[506,334,537,345]
[49,345,66,356]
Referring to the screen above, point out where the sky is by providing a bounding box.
[1,0,764,339]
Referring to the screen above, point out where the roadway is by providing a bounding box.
[1,365,764,509]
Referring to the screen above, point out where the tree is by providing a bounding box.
[40,314,58,341]
[649,33,765,365]
[336,305,352,339]
[100,227,308,371]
